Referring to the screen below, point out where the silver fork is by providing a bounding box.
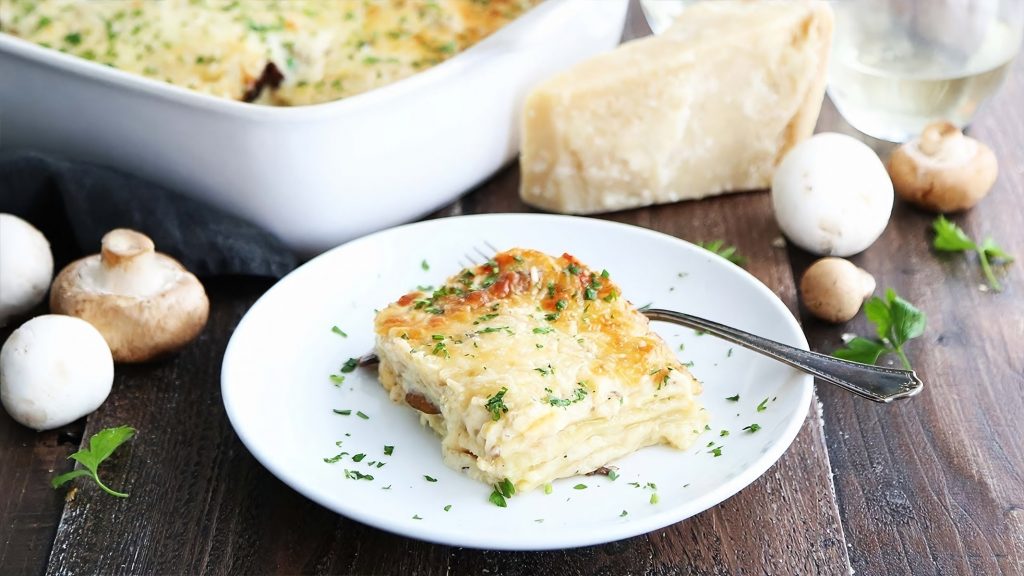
[362,247,924,403]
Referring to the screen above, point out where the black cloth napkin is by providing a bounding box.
[0,151,296,278]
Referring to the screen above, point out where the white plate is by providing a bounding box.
[221,214,812,550]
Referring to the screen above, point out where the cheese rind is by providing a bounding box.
[519,1,834,214]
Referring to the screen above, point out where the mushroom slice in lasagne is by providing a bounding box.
[373,248,707,491]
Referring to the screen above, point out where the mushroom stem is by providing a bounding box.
[95,229,177,296]
[101,228,155,268]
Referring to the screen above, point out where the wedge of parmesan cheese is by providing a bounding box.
[519,1,834,214]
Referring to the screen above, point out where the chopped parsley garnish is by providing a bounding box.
[340,358,359,373]
[543,483,553,495]
[650,493,660,504]
[704,424,711,431]
[333,409,352,416]
[431,341,449,358]
[496,478,515,498]
[412,514,423,520]
[546,281,556,298]
[726,394,740,402]
[51,425,135,498]
[608,470,620,481]
[489,491,508,507]
[329,374,345,386]
[708,446,723,457]
[323,452,347,464]
[573,483,587,490]
[555,299,568,311]
[533,326,554,334]
[344,469,373,481]
[384,445,394,456]
[424,475,437,482]
[444,504,452,512]
[475,313,499,324]
[64,32,83,45]
[432,334,445,340]
[743,423,762,433]
[534,365,554,376]
[489,478,516,507]
[756,398,769,412]
[601,270,610,279]
[476,326,512,335]
[546,384,588,407]
[421,259,430,271]
[485,388,509,421]
[720,430,730,437]
[331,326,348,337]
[544,312,560,322]
[566,263,580,275]
[602,291,618,302]
[352,453,366,462]
[356,411,369,420]
[620,510,628,517]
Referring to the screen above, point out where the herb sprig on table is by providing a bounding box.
[932,216,1014,292]
[52,425,136,498]
[833,289,926,370]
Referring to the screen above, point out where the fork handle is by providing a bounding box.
[644,309,923,403]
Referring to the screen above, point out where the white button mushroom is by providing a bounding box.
[0,214,54,327]
[50,228,209,363]
[771,133,894,257]
[0,314,114,431]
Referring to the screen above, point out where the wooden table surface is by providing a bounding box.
[2,5,1022,575]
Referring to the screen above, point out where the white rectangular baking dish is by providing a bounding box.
[0,0,628,254]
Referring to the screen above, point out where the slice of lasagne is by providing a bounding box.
[374,248,707,491]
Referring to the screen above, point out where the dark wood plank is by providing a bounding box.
[796,55,1024,575]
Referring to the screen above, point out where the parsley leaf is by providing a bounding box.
[485,388,509,421]
[52,425,136,498]
[743,423,762,433]
[932,215,1014,291]
[832,337,888,365]
[833,288,926,370]
[697,240,746,267]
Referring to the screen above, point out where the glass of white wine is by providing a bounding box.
[829,0,1023,142]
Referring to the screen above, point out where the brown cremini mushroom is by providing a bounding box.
[800,257,876,324]
[888,121,998,213]
[50,229,209,363]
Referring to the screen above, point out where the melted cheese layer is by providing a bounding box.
[374,248,708,491]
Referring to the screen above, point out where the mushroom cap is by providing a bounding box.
[0,314,113,431]
[771,133,894,257]
[888,121,998,213]
[0,214,54,327]
[50,229,209,363]
[800,257,876,324]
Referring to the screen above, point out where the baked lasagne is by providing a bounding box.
[374,248,707,491]
[0,0,539,105]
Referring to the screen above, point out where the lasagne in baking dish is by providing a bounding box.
[374,248,708,491]
[0,0,539,105]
